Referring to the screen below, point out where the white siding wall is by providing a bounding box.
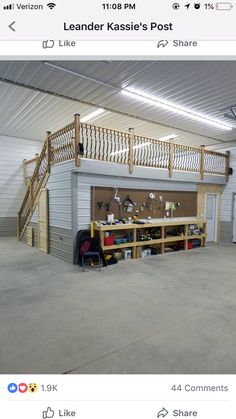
[0,134,41,236]
[221,148,236,222]
[220,148,236,243]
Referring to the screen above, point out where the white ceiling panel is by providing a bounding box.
[1,61,236,147]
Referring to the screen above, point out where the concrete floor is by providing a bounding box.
[0,237,236,374]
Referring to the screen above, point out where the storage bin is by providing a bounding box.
[122,249,132,260]
[104,235,115,246]
[115,238,128,245]
[188,241,193,250]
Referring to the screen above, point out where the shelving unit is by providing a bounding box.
[94,218,207,259]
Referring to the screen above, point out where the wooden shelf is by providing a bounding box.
[95,218,207,259]
[164,236,186,243]
[136,239,163,246]
[102,242,135,250]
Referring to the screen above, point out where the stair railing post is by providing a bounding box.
[225,151,230,182]
[46,131,52,173]
[200,145,205,180]
[128,127,134,174]
[23,159,27,186]
[74,113,81,167]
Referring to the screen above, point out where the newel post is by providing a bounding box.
[128,127,134,174]
[225,151,230,182]
[46,131,52,173]
[74,113,81,167]
[200,145,205,180]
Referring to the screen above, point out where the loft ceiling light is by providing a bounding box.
[81,108,107,123]
[121,88,233,131]
[159,134,179,141]
[110,142,151,156]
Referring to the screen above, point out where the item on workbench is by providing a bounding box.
[149,192,155,200]
[107,214,114,224]
[114,188,121,204]
[105,202,111,212]
[123,195,134,213]
[138,232,152,241]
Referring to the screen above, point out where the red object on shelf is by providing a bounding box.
[104,235,115,246]
[188,241,193,250]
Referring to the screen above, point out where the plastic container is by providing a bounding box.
[122,249,132,260]
[188,241,193,250]
[115,238,128,245]
[104,235,115,246]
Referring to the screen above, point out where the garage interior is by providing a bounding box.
[0,61,236,374]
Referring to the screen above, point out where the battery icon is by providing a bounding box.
[216,2,233,9]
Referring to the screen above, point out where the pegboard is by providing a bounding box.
[91,187,197,220]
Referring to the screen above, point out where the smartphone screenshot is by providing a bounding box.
[0,0,236,417]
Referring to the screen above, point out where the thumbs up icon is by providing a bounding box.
[42,407,55,418]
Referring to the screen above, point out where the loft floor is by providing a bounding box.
[0,237,236,374]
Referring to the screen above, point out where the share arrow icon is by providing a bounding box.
[157,407,169,418]
[185,3,190,8]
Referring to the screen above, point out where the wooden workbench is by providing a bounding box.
[94,218,207,259]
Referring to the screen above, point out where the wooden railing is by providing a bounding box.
[18,113,230,239]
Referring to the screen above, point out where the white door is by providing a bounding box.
[206,194,217,242]
[233,195,236,243]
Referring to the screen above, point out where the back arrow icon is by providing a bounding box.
[9,21,16,31]
[157,407,169,418]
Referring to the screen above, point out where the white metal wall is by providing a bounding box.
[46,161,74,229]
[0,134,41,236]
[221,148,236,222]
[220,148,236,242]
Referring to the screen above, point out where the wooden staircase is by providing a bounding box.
[18,114,80,240]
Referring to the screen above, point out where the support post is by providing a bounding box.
[128,127,134,174]
[225,151,230,182]
[200,145,205,180]
[17,212,20,240]
[46,131,52,171]
[74,113,81,167]
[168,141,174,177]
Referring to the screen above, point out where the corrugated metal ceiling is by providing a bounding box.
[1,60,236,147]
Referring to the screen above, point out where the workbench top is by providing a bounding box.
[94,217,206,231]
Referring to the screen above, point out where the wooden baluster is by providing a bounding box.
[200,145,205,180]
[74,113,81,167]
[129,127,134,174]
[168,141,174,177]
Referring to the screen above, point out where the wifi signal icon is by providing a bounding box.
[47,2,56,9]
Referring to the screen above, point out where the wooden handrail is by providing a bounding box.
[18,117,230,240]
